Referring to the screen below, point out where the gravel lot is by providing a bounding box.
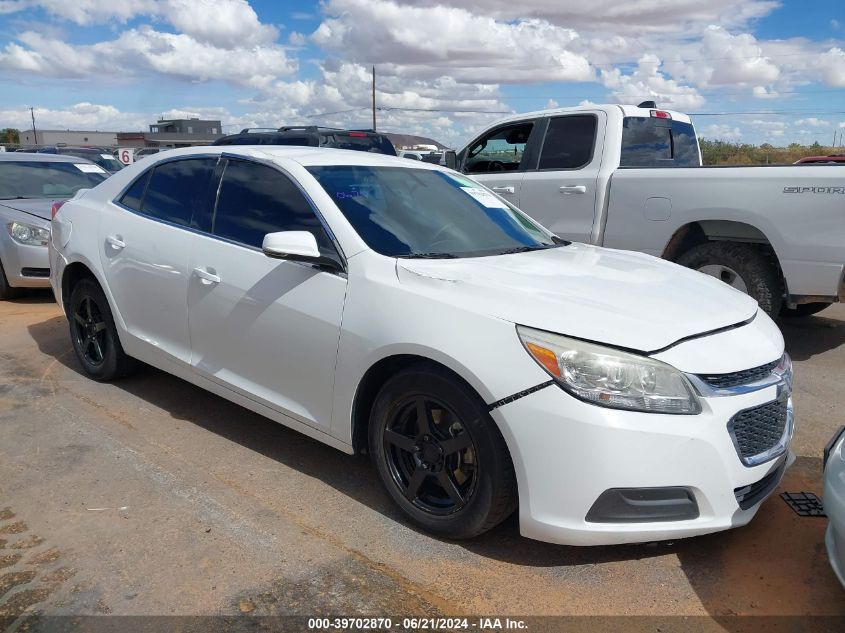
[1,293,843,624]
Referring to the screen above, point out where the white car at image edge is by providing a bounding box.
[49,145,794,545]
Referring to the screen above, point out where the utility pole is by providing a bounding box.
[30,106,36,145]
[371,65,376,132]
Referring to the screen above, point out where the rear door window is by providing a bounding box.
[140,158,217,226]
[211,159,336,257]
[538,115,598,170]
[118,170,151,211]
[620,117,700,167]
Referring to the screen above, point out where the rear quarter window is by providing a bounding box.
[620,117,700,167]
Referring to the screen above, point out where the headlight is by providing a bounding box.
[517,325,702,415]
[6,221,50,246]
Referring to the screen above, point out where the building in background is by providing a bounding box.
[139,118,223,148]
[19,129,118,147]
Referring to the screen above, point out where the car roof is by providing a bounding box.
[0,152,96,163]
[149,145,444,170]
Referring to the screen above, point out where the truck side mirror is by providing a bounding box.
[444,150,457,170]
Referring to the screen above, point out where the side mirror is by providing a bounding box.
[444,150,457,170]
[262,231,343,272]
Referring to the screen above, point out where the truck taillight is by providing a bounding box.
[51,200,67,220]
[348,132,367,137]
[650,110,672,119]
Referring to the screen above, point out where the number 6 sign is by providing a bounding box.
[118,148,135,165]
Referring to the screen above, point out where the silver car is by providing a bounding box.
[0,153,108,299]
[824,426,845,588]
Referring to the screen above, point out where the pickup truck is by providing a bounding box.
[447,103,845,317]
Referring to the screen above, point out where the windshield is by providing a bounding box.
[0,161,108,199]
[79,153,124,172]
[307,166,563,258]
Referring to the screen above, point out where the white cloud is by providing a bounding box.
[794,117,830,127]
[1,0,277,47]
[396,0,779,33]
[0,25,297,88]
[599,54,705,110]
[313,0,595,84]
[664,26,779,90]
[752,85,779,99]
[0,102,148,130]
[817,48,845,87]
[699,123,742,140]
[545,99,559,109]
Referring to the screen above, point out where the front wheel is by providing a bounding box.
[0,260,23,300]
[676,242,782,317]
[368,365,517,539]
[68,278,136,381]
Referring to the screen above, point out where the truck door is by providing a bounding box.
[459,120,543,207]
[517,112,605,244]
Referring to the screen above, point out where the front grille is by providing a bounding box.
[700,360,778,389]
[20,267,49,278]
[728,399,788,464]
[734,462,785,510]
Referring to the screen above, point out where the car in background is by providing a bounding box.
[794,155,845,165]
[51,145,793,545]
[397,150,425,161]
[213,126,397,156]
[0,153,108,299]
[134,148,162,160]
[824,426,845,588]
[38,146,125,174]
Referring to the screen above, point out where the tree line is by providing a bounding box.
[699,138,841,165]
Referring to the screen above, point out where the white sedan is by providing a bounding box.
[49,146,794,545]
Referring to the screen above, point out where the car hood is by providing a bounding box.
[0,198,59,221]
[395,243,759,353]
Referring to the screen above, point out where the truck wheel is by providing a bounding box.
[0,260,23,300]
[676,242,782,317]
[781,302,832,318]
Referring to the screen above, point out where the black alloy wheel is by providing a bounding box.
[383,395,477,515]
[68,278,136,381]
[72,294,108,367]
[369,365,517,539]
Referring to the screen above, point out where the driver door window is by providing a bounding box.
[464,123,534,174]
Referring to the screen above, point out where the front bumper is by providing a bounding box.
[0,229,50,288]
[823,429,845,588]
[492,378,793,546]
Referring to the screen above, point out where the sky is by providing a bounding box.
[0,0,844,148]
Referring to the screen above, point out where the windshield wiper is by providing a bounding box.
[397,252,459,259]
[0,196,31,200]
[496,244,561,255]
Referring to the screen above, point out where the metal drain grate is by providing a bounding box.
[780,492,826,517]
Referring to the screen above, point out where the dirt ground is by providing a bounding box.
[1,293,844,626]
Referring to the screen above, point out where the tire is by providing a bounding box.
[368,365,517,539]
[0,259,23,300]
[676,242,783,317]
[68,278,136,381]
[780,302,832,318]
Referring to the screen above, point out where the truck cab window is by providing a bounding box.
[464,123,534,174]
[538,115,598,170]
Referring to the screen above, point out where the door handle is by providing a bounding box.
[193,267,221,285]
[491,186,515,194]
[559,185,587,194]
[106,235,125,250]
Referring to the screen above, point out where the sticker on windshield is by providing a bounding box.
[461,186,508,209]
[100,154,114,160]
[74,163,106,174]
[447,174,479,188]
